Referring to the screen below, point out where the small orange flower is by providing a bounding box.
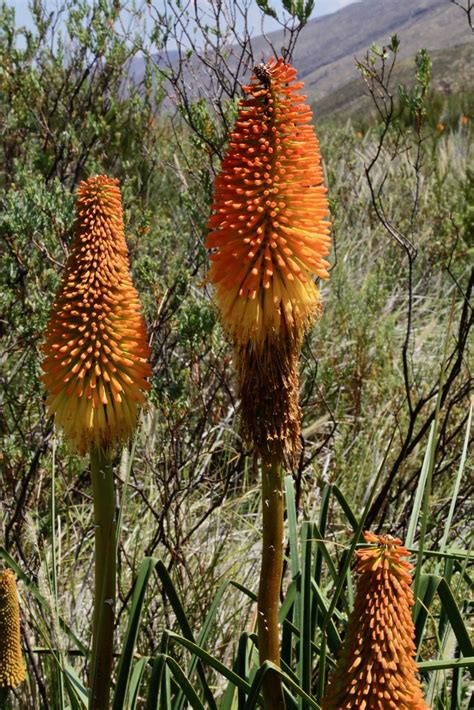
[206,59,330,460]
[0,570,25,689]
[207,58,330,346]
[322,532,430,710]
[42,176,152,454]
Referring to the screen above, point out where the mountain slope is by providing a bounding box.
[313,40,473,120]
[134,0,472,118]
[250,0,473,103]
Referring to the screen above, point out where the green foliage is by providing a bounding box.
[399,48,432,123]
[0,2,472,708]
[255,0,279,21]
[256,0,314,25]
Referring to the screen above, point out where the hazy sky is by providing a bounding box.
[8,0,359,33]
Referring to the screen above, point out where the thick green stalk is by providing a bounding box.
[89,448,116,710]
[258,455,286,709]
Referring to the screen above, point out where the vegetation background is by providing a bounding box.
[0,0,472,708]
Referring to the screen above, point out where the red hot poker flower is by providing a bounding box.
[206,58,331,460]
[207,57,331,347]
[322,532,430,710]
[42,176,152,454]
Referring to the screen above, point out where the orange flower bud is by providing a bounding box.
[42,176,152,454]
[322,532,430,710]
[206,59,331,460]
[0,570,25,689]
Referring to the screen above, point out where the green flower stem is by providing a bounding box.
[258,455,286,709]
[89,448,116,710]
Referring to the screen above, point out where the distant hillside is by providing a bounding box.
[313,41,473,121]
[253,0,473,103]
[133,0,473,118]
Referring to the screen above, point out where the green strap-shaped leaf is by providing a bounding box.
[332,486,359,532]
[244,661,320,710]
[127,657,150,709]
[145,655,167,710]
[155,563,217,709]
[165,657,205,710]
[167,631,252,696]
[176,580,234,710]
[437,578,474,671]
[418,657,474,672]
[113,557,159,709]
[298,522,314,703]
[414,573,442,648]
[285,474,300,580]
[310,579,342,654]
[63,665,89,708]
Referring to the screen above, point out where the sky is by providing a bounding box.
[7,0,359,34]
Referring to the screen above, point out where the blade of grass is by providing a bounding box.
[113,557,158,709]
[167,631,252,696]
[155,562,217,709]
[234,632,251,710]
[175,578,256,710]
[406,422,436,550]
[63,665,89,708]
[244,661,320,710]
[145,655,167,710]
[311,579,342,654]
[176,579,233,710]
[418,657,474,671]
[297,522,313,707]
[321,432,394,630]
[438,403,472,563]
[285,474,300,579]
[414,573,442,649]
[160,661,172,710]
[166,657,205,710]
[437,578,474,668]
[412,300,453,615]
[127,657,150,709]
[332,485,359,532]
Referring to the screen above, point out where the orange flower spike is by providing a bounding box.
[206,59,331,461]
[0,570,26,689]
[206,58,331,346]
[322,532,430,710]
[42,176,152,454]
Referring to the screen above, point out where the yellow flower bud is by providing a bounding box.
[42,176,152,453]
[0,570,26,689]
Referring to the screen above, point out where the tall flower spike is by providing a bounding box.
[322,532,430,710]
[42,176,152,454]
[206,58,330,460]
[0,570,26,689]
